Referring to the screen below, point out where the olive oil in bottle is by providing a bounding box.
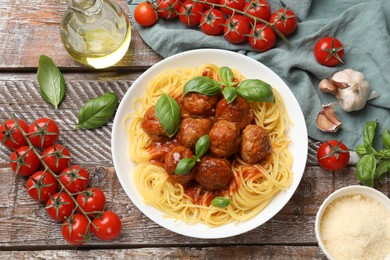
[60,0,131,69]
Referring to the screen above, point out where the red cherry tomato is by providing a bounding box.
[220,0,245,16]
[28,118,59,148]
[10,146,41,176]
[91,211,122,241]
[269,8,297,37]
[317,140,350,171]
[200,8,225,36]
[42,144,71,173]
[314,36,345,67]
[0,118,29,149]
[223,15,250,44]
[201,0,219,10]
[76,187,106,217]
[26,170,58,202]
[179,1,204,27]
[248,24,276,52]
[156,0,180,19]
[134,2,158,27]
[62,214,89,245]
[59,165,90,194]
[243,0,270,23]
[46,192,76,222]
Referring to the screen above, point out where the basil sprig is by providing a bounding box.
[155,93,181,138]
[211,197,231,208]
[175,135,210,175]
[74,92,118,130]
[183,76,221,96]
[355,121,390,186]
[37,55,66,109]
[220,66,235,88]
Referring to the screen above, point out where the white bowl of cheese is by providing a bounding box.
[315,185,390,260]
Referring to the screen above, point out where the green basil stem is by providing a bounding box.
[211,197,230,208]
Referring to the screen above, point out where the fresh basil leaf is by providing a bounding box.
[363,121,377,150]
[383,129,390,149]
[376,159,390,179]
[195,135,210,158]
[355,145,369,157]
[378,149,390,159]
[222,86,237,104]
[155,93,181,138]
[211,197,230,208]
[75,92,118,130]
[356,154,376,187]
[37,55,66,109]
[183,76,221,96]
[236,79,274,102]
[175,158,196,175]
[220,66,235,88]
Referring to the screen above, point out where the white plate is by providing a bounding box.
[111,49,308,239]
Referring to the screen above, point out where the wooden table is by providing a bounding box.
[1,1,388,259]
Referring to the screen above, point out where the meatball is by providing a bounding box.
[177,117,212,150]
[164,146,195,184]
[209,120,241,158]
[141,106,167,141]
[182,93,218,116]
[195,156,232,191]
[240,124,271,164]
[215,96,254,130]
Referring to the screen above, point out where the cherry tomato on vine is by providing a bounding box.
[46,192,76,222]
[269,8,297,37]
[220,0,245,16]
[317,140,350,171]
[314,36,345,67]
[42,144,71,173]
[201,0,219,10]
[26,170,58,202]
[59,165,90,194]
[248,24,276,52]
[10,146,41,176]
[91,211,122,241]
[200,8,225,36]
[179,1,204,27]
[156,0,180,19]
[76,187,106,217]
[243,0,270,23]
[28,118,59,149]
[0,119,29,149]
[62,214,90,245]
[134,1,158,27]
[223,15,250,44]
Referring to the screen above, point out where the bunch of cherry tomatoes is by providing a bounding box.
[134,0,298,52]
[0,117,121,245]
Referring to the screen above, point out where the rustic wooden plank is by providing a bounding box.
[0,0,162,70]
[0,246,326,259]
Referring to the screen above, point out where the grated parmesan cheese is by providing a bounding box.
[320,194,390,260]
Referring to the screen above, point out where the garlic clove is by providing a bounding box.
[319,79,338,94]
[331,80,349,89]
[316,104,342,133]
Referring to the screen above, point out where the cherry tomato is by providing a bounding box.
[10,146,41,176]
[91,211,122,241]
[156,0,180,19]
[248,24,276,52]
[243,0,270,23]
[42,144,71,173]
[220,0,245,16]
[46,192,76,222]
[59,165,90,194]
[76,187,106,217]
[0,119,29,149]
[134,2,158,27]
[201,0,219,10]
[317,140,350,171]
[269,8,297,37]
[179,1,204,27]
[28,118,59,149]
[314,36,345,67]
[62,214,89,245]
[26,170,58,202]
[200,8,225,36]
[223,15,250,44]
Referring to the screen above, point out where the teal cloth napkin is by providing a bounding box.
[128,0,390,149]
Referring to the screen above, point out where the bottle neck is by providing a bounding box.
[67,0,103,15]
